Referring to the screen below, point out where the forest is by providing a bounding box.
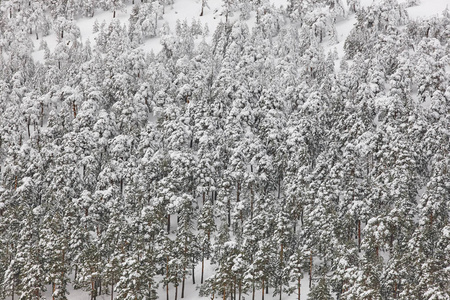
[0,0,449,299]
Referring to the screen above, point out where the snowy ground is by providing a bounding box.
[25,0,448,299]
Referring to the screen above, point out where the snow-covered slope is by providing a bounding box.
[4,0,448,299]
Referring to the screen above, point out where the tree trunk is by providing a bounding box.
[167,215,171,233]
[298,277,301,300]
[227,197,231,227]
[175,285,178,300]
[113,10,116,18]
[238,280,242,300]
[277,175,281,199]
[261,279,265,300]
[358,219,361,252]
[91,279,96,300]
[111,275,114,300]
[252,280,255,300]
[201,250,204,284]
[309,254,312,289]
[166,256,170,300]
[182,272,185,298]
[279,243,284,300]
[250,184,254,219]
[27,117,30,138]
[301,208,304,226]
[73,101,77,118]
[40,102,44,127]
[266,279,268,294]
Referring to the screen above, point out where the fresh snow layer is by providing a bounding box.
[407,0,449,19]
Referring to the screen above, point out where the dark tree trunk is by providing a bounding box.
[309,254,312,288]
[111,275,114,300]
[261,279,265,300]
[167,215,171,233]
[358,219,361,252]
[252,281,255,300]
[201,250,204,284]
[182,274,185,298]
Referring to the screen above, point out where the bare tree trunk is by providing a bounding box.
[238,280,242,300]
[111,275,114,300]
[201,250,204,284]
[27,117,30,137]
[73,101,77,118]
[40,102,44,127]
[309,254,312,289]
[301,208,304,226]
[358,219,361,252]
[252,281,255,300]
[166,256,170,300]
[266,279,268,294]
[167,215,171,234]
[261,279,264,300]
[227,197,231,227]
[250,184,254,219]
[277,175,281,199]
[192,260,195,284]
[182,272,185,298]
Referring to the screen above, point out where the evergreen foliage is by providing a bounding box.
[0,0,449,299]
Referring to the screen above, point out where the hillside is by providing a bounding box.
[0,0,449,300]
